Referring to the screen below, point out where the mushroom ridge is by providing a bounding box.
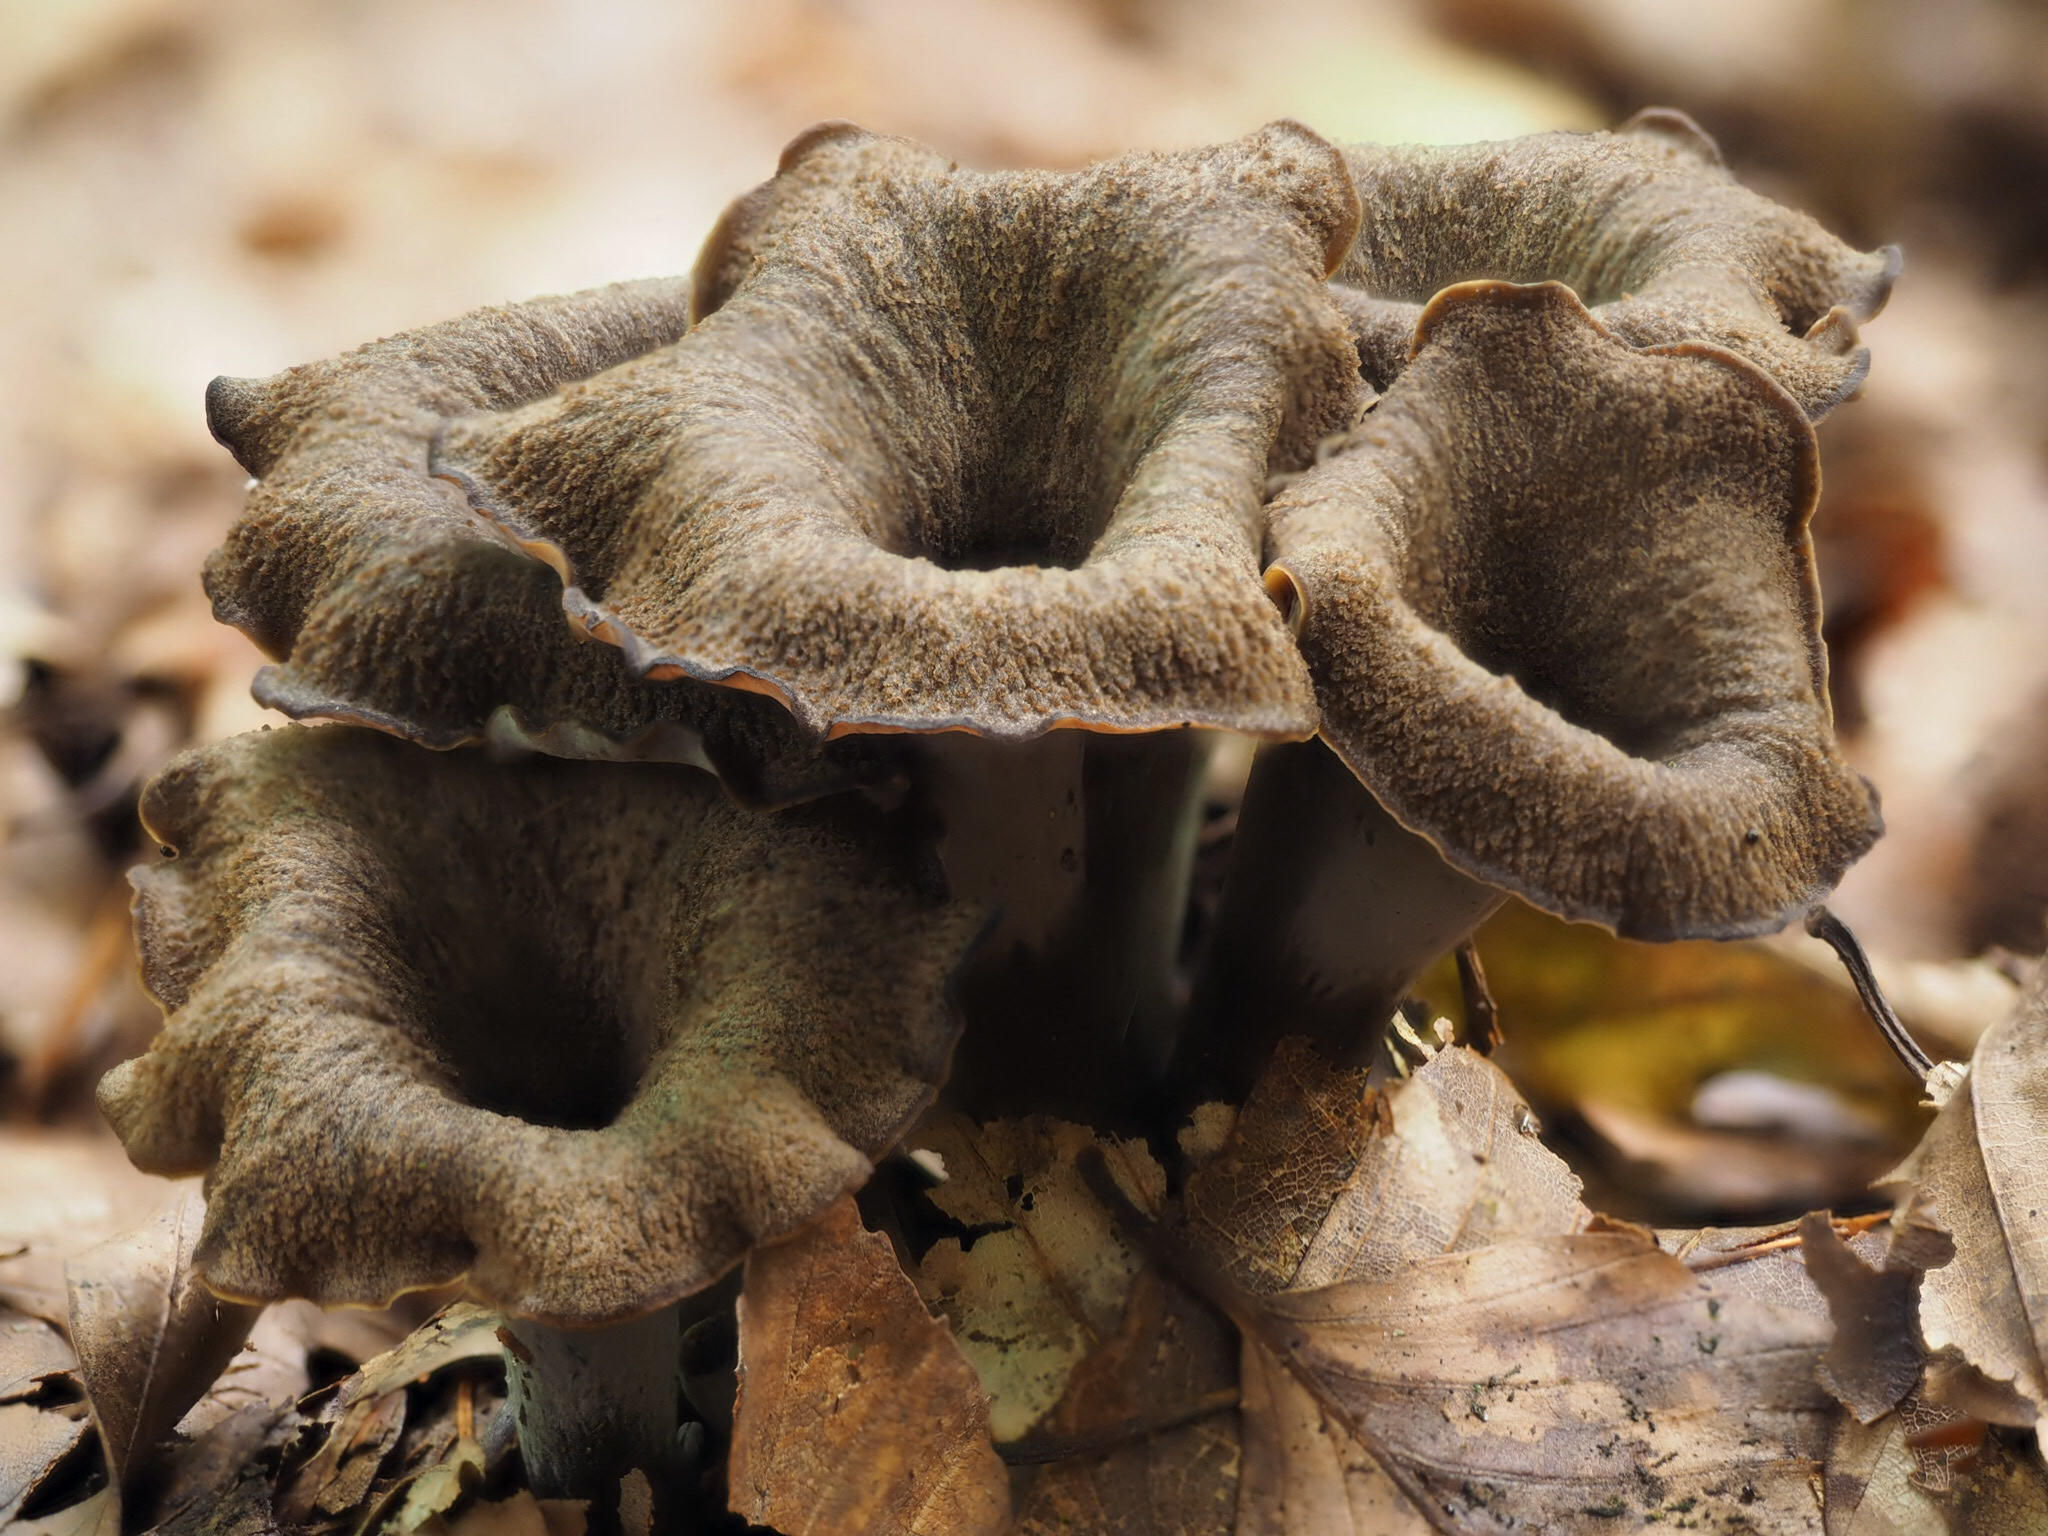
[1332,109,1899,419]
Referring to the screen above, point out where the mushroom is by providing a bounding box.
[98,723,979,1500]
[301,120,1367,1110]
[1330,109,1899,419]
[1187,278,1882,1086]
[201,278,872,808]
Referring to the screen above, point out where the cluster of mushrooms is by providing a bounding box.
[100,109,1896,1512]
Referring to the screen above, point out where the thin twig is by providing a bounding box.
[997,1388,1240,1465]
[1455,943,1501,1055]
[1681,1209,1890,1271]
[1806,906,1937,1081]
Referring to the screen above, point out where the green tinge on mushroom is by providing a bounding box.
[1265,279,1881,942]
[98,725,980,1326]
[1331,109,1898,419]
[427,120,1365,742]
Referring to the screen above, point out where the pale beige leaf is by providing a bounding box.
[0,1129,192,1327]
[6,1486,120,1536]
[1241,1231,1835,1533]
[732,1196,1010,1536]
[63,1187,257,1490]
[913,1115,1166,1438]
[1886,968,2048,1429]
[344,1302,504,1406]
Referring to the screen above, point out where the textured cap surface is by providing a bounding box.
[201,280,868,806]
[1332,111,1898,419]
[1266,281,1881,939]
[429,121,1365,739]
[99,725,979,1324]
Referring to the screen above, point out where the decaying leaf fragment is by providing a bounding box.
[731,1196,1009,1536]
[1885,963,2048,1433]
[916,1040,1842,1534]
[912,1116,1168,1440]
[1185,1043,1836,1534]
[97,725,978,1323]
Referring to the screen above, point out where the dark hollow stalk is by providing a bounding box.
[501,1303,687,1513]
[1177,737,1505,1100]
[921,728,1210,1122]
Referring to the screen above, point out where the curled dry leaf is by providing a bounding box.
[1825,1386,2048,1536]
[1885,964,2048,1433]
[730,1196,1010,1536]
[0,1307,93,1527]
[63,1187,258,1493]
[1797,1207,1952,1425]
[919,1040,1844,1533]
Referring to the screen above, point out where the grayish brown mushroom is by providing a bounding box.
[202,280,871,807]
[1330,109,1898,418]
[429,120,1363,742]
[1189,279,1882,1079]
[98,724,978,1494]
[203,121,1377,1112]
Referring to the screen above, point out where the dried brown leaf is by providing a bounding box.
[1235,1227,1836,1533]
[6,1487,120,1536]
[1186,1038,1591,1294]
[1885,967,2048,1430]
[1,1306,78,1404]
[731,1196,1009,1536]
[1172,1045,1835,1532]
[0,1129,194,1328]
[340,1303,504,1408]
[0,1396,93,1525]
[63,1187,257,1491]
[1800,1209,1951,1424]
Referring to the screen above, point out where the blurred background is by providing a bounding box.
[3,0,2046,1221]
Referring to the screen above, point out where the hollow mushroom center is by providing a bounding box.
[395,841,667,1131]
[832,205,1205,575]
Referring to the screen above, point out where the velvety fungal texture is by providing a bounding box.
[1332,110,1898,419]
[1265,280,1881,940]
[201,279,866,806]
[98,725,979,1324]
[429,120,1365,740]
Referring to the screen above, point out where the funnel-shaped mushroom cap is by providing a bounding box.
[1265,281,1881,940]
[201,280,870,806]
[428,120,1365,739]
[1332,111,1899,420]
[98,726,979,1324]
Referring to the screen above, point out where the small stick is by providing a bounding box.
[1681,1210,1890,1271]
[1805,907,1936,1081]
[1455,943,1501,1055]
[997,1388,1240,1465]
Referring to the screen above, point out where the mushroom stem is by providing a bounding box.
[921,729,1210,1120]
[502,1304,689,1509]
[1177,738,1505,1097]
